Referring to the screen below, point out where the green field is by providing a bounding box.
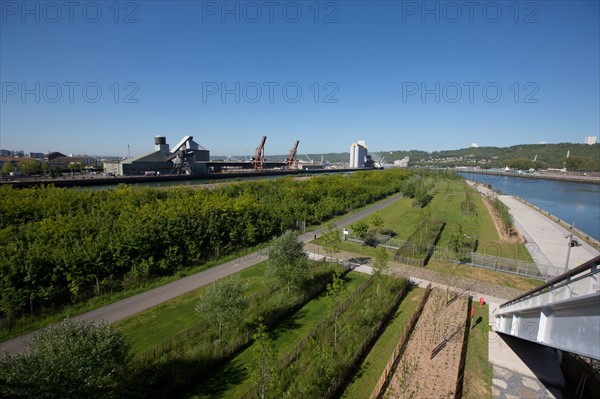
[187,271,369,398]
[463,303,492,399]
[117,262,270,355]
[326,179,540,291]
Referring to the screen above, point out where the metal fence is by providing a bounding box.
[345,235,559,281]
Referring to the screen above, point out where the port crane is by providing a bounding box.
[252,135,267,170]
[286,140,300,169]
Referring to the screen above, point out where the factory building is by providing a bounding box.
[349,140,373,168]
[111,135,210,176]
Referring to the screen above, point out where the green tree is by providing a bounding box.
[369,212,384,230]
[265,231,308,293]
[17,159,41,176]
[247,318,279,399]
[0,319,131,399]
[320,223,341,263]
[1,162,14,176]
[195,273,248,341]
[326,270,345,347]
[372,246,389,297]
[449,224,467,258]
[350,220,369,240]
[563,156,597,171]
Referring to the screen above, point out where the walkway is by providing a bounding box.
[0,193,404,355]
[467,181,599,275]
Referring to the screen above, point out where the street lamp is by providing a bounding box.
[563,222,576,274]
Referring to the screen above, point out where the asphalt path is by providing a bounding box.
[0,192,404,355]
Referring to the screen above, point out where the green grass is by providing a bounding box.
[0,243,269,343]
[2,188,405,344]
[463,303,492,399]
[342,286,424,399]
[187,271,369,399]
[315,179,541,291]
[116,262,270,355]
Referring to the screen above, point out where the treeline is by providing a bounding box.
[491,197,514,235]
[0,170,408,321]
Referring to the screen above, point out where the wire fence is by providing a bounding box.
[344,234,560,281]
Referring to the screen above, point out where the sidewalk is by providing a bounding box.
[488,300,564,399]
[467,181,599,275]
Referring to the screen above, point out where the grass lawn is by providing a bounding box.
[117,262,270,355]
[0,243,268,343]
[187,271,369,399]
[314,179,541,291]
[342,286,425,399]
[462,302,492,399]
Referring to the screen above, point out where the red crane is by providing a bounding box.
[286,140,300,170]
[252,135,267,170]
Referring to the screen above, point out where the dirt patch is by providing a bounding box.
[386,289,467,398]
[480,196,524,244]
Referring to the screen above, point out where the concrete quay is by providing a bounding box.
[467,181,599,276]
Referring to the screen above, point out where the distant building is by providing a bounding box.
[471,143,479,148]
[584,136,598,145]
[29,152,45,159]
[112,135,210,175]
[393,157,410,168]
[349,140,372,168]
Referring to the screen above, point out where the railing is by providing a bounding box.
[499,255,600,309]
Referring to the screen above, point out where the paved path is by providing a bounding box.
[487,300,565,399]
[467,181,599,276]
[0,193,404,355]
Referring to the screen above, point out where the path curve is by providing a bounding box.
[0,193,404,355]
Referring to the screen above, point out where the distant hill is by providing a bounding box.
[212,143,600,170]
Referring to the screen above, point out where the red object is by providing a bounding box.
[286,140,300,169]
[471,307,475,318]
[252,136,267,170]
[479,297,485,306]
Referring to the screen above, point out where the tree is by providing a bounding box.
[0,319,131,399]
[1,162,14,176]
[247,318,279,399]
[326,270,345,347]
[369,212,384,230]
[320,223,341,263]
[265,231,308,293]
[195,273,248,341]
[449,224,467,259]
[17,159,41,176]
[372,246,389,297]
[350,220,369,240]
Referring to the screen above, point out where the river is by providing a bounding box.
[459,171,600,241]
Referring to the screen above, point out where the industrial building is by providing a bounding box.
[349,140,373,168]
[107,136,210,176]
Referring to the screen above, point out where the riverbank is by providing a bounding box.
[0,167,364,189]
[458,168,600,185]
[467,181,600,274]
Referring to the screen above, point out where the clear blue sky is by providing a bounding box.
[1,0,598,157]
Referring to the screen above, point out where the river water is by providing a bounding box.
[459,171,600,241]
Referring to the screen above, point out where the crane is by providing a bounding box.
[252,135,267,170]
[286,140,300,169]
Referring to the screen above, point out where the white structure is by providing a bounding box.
[584,136,598,145]
[393,156,410,168]
[494,256,600,360]
[471,143,479,148]
[349,140,369,168]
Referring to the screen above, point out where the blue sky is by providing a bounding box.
[1,0,599,157]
